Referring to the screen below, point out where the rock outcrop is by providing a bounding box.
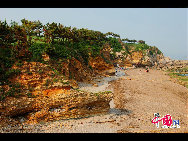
[89,56,114,75]
[61,57,94,82]
[0,88,113,124]
[112,47,165,68]
[1,97,36,117]
[131,51,144,65]
[154,57,188,71]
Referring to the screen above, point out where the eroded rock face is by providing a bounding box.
[89,56,114,75]
[131,51,143,65]
[61,57,94,82]
[27,90,113,124]
[1,97,36,117]
[10,61,56,90]
[101,43,112,60]
[123,54,133,67]
[123,50,165,68]
[142,55,152,66]
[0,88,113,124]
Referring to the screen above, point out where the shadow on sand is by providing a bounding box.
[109,108,132,116]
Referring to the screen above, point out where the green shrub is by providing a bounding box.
[0,46,16,84]
[29,43,46,62]
[149,50,153,56]
[89,65,93,70]
[45,79,51,86]
[26,92,36,98]
[0,82,24,100]
[38,69,44,75]
[5,69,21,78]
[53,78,58,83]
[26,71,32,75]
[157,49,162,54]
[108,37,122,52]
[46,43,69,59]
[15,60,23,67]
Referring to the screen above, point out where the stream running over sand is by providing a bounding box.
[77,69,127,93]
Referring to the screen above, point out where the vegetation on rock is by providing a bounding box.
[0,19,162,101]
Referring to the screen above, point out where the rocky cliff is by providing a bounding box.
[113,47,164,68]
[0,43,166,125]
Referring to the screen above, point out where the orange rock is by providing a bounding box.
[42,53,50,61]
[93,83,98,87]
[131,51,143,64]
[89,56,114,74]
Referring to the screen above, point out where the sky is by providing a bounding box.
[0,8,187,60]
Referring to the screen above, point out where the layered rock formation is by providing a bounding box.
[61,57,94,82]
[0,88,113,124]
[89,56,114,75]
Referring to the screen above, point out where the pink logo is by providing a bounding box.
[162,114,172,127]
[152,113,180,128]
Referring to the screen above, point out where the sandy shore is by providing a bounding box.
[1,68,187,133]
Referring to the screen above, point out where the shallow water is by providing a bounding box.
[77,70,127,93]
[177,73,188,76]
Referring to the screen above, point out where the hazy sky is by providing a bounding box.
[0,8,187,60]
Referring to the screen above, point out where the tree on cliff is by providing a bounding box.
[138,40,145,44]
[105,32,120,39]
[33,20,43,37]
